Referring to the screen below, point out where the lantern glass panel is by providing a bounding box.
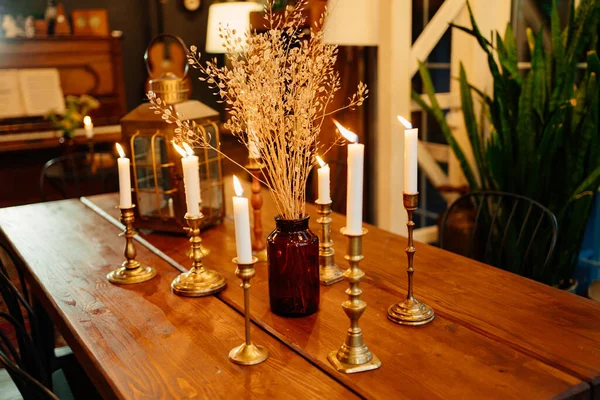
[132,132,177,220]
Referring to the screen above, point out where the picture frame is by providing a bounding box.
[71,9,109,36]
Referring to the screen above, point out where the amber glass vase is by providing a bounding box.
[267,215,320,317]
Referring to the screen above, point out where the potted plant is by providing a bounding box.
[414,0,600,287]
[47,94,100,144]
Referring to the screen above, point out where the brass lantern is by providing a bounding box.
[120,72,224,233]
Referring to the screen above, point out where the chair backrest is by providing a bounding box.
[440,191,558,283]
[40,151,118,202]
[0,313,58,400]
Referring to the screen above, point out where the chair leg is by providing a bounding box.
[32,297,56,389]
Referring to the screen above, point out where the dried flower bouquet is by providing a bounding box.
[149,0,367,220]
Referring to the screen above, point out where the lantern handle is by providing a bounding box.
[144,34,190,79]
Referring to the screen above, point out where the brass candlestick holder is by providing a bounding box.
[229,256,269,365]
[107,205,157,284]
[316,201,343,285]
[328,227,381,374]
[247,158,267,262]
[171,214,226,297]
[186,202,210,257]
[387,192,434,326]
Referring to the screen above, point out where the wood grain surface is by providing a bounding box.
[83,181,600,400]
[0,200,357,400]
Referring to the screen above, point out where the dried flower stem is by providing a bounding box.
[149,0,367,219]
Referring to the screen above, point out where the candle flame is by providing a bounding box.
[182,142,195,156]
[397,115,413,129]
[316,155,326,168]
[173,141,187,158]
[333,120,359,143]
[83,115,92,127]
[233,175,244,197]
[115,143,126,158]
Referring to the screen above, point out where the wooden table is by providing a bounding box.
[1,179,600,399]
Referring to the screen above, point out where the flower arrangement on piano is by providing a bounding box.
[148,0,367,220]
[47,94,100,140]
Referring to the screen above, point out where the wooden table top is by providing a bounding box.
[1,177,600,399]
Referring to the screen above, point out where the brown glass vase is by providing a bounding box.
[267,215,320,317]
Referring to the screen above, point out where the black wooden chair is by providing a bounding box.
[440,191,558,283]
[40,151,118,202]
[0,242,100,399]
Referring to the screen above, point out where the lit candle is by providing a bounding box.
[232,175,253,263]
[315,155,331,204]
[334,120,363,235]
[174,142,201,217]
[182,142,202,203]
[398,115,418,194]
[83,115,94,139]
[115,143,132,208]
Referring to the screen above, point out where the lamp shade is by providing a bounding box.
[323,0,379,46]
[205,2,263,54]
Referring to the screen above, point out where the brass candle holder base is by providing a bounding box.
[387,298,434,326]
[316,201,343,286]
[172,214,226,297]
[108,206,157,285]
[387,192,434,326]
[229,257,268,366]
[328,227,381,374]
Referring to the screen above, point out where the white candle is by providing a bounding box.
[83,115,94,139]
[115,143,132,208]
[398,116,418,194]
[232,175,253,264]
[334,121,363,235]
[174,142,201,217]
[315,155,331,204]
[182,142,202,203]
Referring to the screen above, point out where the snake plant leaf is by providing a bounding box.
[531,30,547,124]
[465,0,493,51]
[448,23,492,48]
[459,63,486,188]
[550,0,564,93]
[413,62,478,189]
[588,51,600,76]
[497,24,521,84]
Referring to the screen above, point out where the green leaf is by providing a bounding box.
[496,24,521,84]
[448,23,492,48]
[459,63,486,187]
[550,0,564,77]
[414,61,479,189]
[531,30,547,122]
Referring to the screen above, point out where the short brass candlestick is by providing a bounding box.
[229,256,269,365]
[247,158,267,262]
[387,192,434,326]
[107,205,157,284]
[316,201,343,285]
[328,227,381,374]
[171,214,226,297]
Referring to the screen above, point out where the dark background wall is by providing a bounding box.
[1,0,221,112]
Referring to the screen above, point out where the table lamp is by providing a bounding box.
[205,1,263,54]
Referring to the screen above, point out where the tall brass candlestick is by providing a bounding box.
[229,256,269,365]
[387,192,434,325]
[107,205,157,284]
[316,201,343,285]
[247,158,267,261]
[328,227,381,373]
[171,214,226,296]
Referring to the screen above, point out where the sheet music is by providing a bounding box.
[18,68,66,116]
[0,69,26,118]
